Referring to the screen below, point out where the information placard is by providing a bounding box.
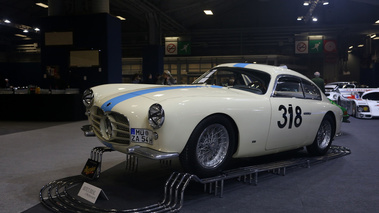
[81,159,99,179]
[78,182,108,204]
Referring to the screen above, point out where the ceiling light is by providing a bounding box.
[358,44,364,47]
[349,46,353,49]
[116,16,125,20]
[23,29,29,33]
[323,1,329,5]
[36,3,49,8]
[308,35,323,40]
[375,20,379,24]
[297,16,303,21]
[204,10,213,15]
[303,1,310,6]
[15,34,27,38]
[4,19,11,23]
[165,37,179,42]
[312,17,318,22]
[34,28,40,32]
[370,34,376,39]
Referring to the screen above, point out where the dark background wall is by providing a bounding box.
[0,62,42,87]
[40,13,122,92]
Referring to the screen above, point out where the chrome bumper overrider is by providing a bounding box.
[81,125,95,137]
[127,146,179,160]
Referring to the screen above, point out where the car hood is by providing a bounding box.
[92,84,247,111]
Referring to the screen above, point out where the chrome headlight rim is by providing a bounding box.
[148,103,165,129]
[83,89,94,108]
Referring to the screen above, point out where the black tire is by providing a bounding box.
[179,115,236,177]
[352,102,357,118]
[337,97,341,105]
[306,115,335,156]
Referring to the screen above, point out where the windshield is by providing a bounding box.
[362,92,379,101]
[192,67,271,95]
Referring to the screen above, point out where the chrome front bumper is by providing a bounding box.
[82,125,179,160]
[127,146,179,160]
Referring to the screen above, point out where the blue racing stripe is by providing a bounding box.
[101,85,221,111]
[233,63,249,68]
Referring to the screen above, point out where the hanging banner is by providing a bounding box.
[295,41,308,54]
[165,42,178,55]
[309,40,323,53]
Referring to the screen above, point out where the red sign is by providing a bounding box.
[324,40,337,53]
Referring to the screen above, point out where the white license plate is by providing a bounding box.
[131,128,153,144]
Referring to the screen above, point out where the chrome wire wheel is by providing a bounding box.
[316,119,332,149]
[196,124,229,169]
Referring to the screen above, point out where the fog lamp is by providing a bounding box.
[100,115,116,140]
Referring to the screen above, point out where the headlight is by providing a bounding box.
[358,106,370,112]
[83,89,94,108]
[333,94,338,100]
[148,104,165,129]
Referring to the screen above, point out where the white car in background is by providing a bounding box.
[350,89,379,119]
[325,82,356,102]
[82,63,343,177]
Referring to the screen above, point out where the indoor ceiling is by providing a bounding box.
[1,0,379,56]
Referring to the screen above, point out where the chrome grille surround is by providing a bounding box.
[89,106,130,145]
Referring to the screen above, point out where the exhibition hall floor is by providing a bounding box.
[1,118,379,213]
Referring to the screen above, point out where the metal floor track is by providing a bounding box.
[39,145,351,213]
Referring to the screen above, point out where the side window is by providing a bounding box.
[303,80,322,100]
[273,76,304,98]
[217,70,236,86]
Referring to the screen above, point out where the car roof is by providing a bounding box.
[363,89,379,94]
[326,82,355,85]
[215,63,309,80]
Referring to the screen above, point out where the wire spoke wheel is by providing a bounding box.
[307,115,335,156]
[317,120,332,149]
[180,115,236,177]
[196,124,229,169]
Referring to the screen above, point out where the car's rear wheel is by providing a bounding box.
[306,115,334,156]
[179,115,236,177]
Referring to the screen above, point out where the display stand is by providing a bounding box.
[40,145,351,212]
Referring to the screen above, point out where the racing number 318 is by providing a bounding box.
[277,104,302,129]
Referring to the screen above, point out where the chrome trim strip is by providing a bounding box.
[127,146,179,160]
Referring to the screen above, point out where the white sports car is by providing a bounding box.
[351,89,379,119]
[325,82,356,102]
[82,63,343,177]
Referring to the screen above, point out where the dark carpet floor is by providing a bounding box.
[1,117,378,213]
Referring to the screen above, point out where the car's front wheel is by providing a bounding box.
[179,115,236,177]
[352,102,357,117]
[306,115,335,156]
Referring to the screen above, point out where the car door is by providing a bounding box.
[266,75,319,150]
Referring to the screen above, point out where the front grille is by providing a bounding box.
[90,106,130,145]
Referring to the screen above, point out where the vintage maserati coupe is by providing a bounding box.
[82,63,343,177]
